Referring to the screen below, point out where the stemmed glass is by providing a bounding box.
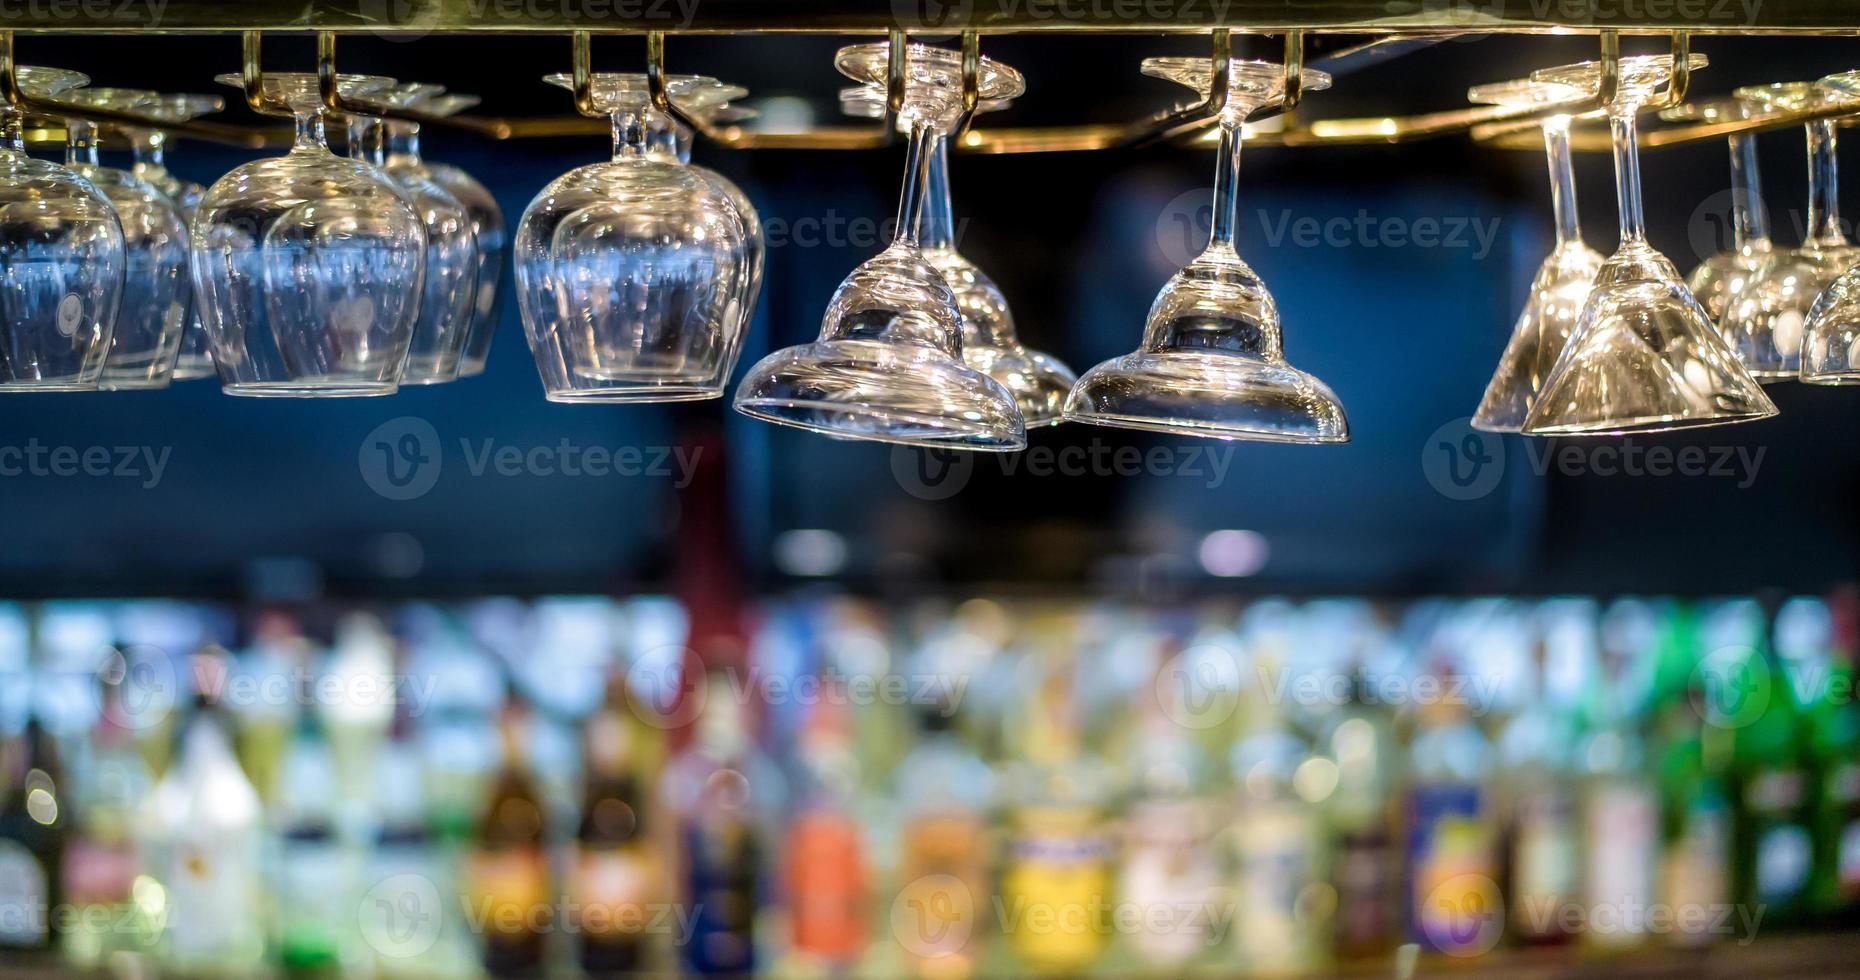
[733,42,1025,449]
[1660,96,1774,326]
[1796,71,1860,383]
[1064,57,1346,442]
[390,92,507,378]
[193,72,426,396]
[1720,82,1857,379]
[1521,55,1776,435]
[349,83,478,383]
[0,67,122,391]
[61,88,190,389]
[842,82,1078,427]
[515,72,751,401]
[1467,79,1603,433]
[125,94,224,381]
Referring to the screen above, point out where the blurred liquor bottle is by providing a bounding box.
[892,694,995,979]
[1405,654,1499,957]
[1324,664,1403,961]
[570,676,664,977]
[1813,589,1860,925]
[662,669,785,976]
[363,695,471,977]
[1109,633,1225,974]
[1651,604,1733,949]
[149,647,267,976]
[234,612,313,808]
[0,711,66,954]
[1229,646,1330,976]
[322,612,397,825]
[1495,615,1583,948]
[998,624,1112,975]
[781,682,869,973]
[273,701,355,977]
[1576,601,1660,952]
[63,660,158,969]
[466,696,552,977]
[1717,599,1817,932]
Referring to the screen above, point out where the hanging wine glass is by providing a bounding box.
[1064,56,1345,443]
[348,82,478,384]
[1466,79,1604,433]
[61,88,190,390]
[1521,55,1776,435]
[1795,71,1860,383]
[1660,95,1774,327]
[193,72,426,396]
[0,67,122,391]
[1719,82,1857,380]
[393,92,507,378]
[124,94,224,381]
[733,42,1026,450]
[516,72,750,401]
[842,82,1077,427]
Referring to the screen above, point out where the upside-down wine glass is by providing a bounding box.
[515,72,750,401]
[1721,82,1857,380]
[1521,55,1776,435]
[1796,71,1860,383]
[1467,79,1604,433]
[390,92,507,378]
[349,82,478,383]
[62,88,190,389]
[193,72,426,396]
[125,94,224,381]
[0,67,122,391]
[1064,56,1346,442]
[1660,95,1774,327]
[843,81,1078,426]
[733,42,1026,449]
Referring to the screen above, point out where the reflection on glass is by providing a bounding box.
[192,72,426,396]
[126,94,224,381]
[1065,57,1346,443]
[397,93,508,378]
[1522,55,1776,436]
[734,42,1026,450]
[1661,96,1775,329]
[1797,71,1860,384]
[1468,79,1603,433]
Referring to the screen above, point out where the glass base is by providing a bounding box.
[545,386,722,404]
[98,379,174,391]
[1522,410,1774,436]
[222,380,398,398]
[1799,373,1860,386]
[0,380,100,393]
[1064,350,1348,444]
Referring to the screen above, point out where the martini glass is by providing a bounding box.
[1064,57,1345,442]
[392,92,506,378]
[1467,79,1604,433]
[1721,82,1857,380]
[1521,55,1776,435]
[1660,96,1775,327]
[349,83,477,383]
[515,72,749,401]
[0,66,122,391]
[124,94,224,381]
[842,83,1077,427]
[1797,71,1860,383]
[733,42,1026,450]
[62,88,190,390]
[193,72,426,396]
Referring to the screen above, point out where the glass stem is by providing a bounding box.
[611,109,649,160]
[892,121,934,248]
[349,117,386,166]
[1728,133,1767,248]
[132,131,165,168]
[293,111,326,151]
[1609,110,1647,246]
[387,122,419,161]
[0,109,21,154]
[1543,117,1581,247]
[1208,112,1243,251]
[65,120,101,168]
[1805,119,1845,246]
[918,131,956,252]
